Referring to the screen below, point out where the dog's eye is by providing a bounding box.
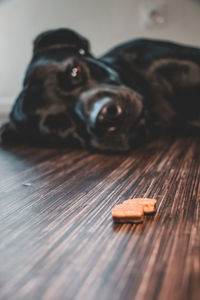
[69,66,82,85]
[58,65,84,91]
[70,66,81,78]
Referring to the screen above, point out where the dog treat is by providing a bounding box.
[112,198,157,223]
[112,203,144,223]
[123,198,157,214]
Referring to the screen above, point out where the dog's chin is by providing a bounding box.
[89,134,131,153]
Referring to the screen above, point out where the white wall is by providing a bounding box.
[1,0,200,116]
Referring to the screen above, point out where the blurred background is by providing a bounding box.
[0,0,200,120]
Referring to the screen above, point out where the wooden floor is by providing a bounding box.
[0,137,200,300]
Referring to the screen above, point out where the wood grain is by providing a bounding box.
[0,137,200,300]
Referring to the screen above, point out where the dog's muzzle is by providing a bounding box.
[75,87,144,151]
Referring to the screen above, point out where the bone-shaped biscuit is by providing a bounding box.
[112,203,144,223]
[112,198,157,223]
[123,198,157,214]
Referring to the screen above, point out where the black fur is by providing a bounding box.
[1,28,200,152]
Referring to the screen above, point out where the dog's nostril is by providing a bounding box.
[107,126,117,132]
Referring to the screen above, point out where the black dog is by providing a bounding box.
[1,28,200,152]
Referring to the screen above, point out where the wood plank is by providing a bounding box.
[0,137,200,300]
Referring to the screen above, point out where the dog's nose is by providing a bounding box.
[89,97,123,134]
[98,101,123,121]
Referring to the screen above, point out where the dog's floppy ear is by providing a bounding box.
[0,122,21,144]
[33,28,91,55]
[0,90,34,145]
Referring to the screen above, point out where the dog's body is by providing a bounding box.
[1,28,200,152]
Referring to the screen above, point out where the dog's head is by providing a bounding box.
[1,28,147,152]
